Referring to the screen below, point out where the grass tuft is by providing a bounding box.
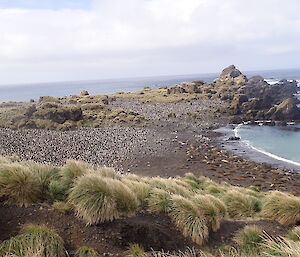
[0,164,42,206]
[192,195,226,232]
[126,244,147,257]
[223,190,261,218]
[262,191,300,226]
[234,225,263,252]
[169,194,209,245]
[75,246,100,257]
[288,227,300,242]
[147,188,172,213]
[0,224,66,257]
[123,179,151,209]
[52,201,71,214]
[68,174,138,225]
[61,160,92,184]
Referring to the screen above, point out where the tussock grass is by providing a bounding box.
[126,245,206,257]
[22,162,59,192]
[192,195,226,232]
[0,164,42,206]
[147,188,172,213]
[169,195,209,245]
[68,174,138,224]
[262,235,300,257]
[52,201,71,213]
[181,173,208,190]
[205,195,227,219]
[61,160,92,184]
[0,224,66,257]
[223,190,261,218]
[46,180,69,202]
[123,179,151,208]
[75,246,100,257]
[262,191,300,226]
[96,166,120,179]
[146,177,192,197]
[288,227,300,242]
[126,244,147,257]
[234,226,263,251]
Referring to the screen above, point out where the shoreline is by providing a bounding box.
[215,125,300,172]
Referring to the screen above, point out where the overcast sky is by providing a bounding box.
[0,0,300,84]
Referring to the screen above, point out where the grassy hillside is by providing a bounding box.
[0,157,300,256]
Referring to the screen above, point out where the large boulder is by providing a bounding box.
[215,65,248,85]
[270,98,300,121]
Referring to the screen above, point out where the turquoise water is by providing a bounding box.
[235,125,300,167]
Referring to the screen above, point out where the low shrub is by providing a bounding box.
[262,191,300,226]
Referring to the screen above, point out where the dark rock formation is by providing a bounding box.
[269,98,300,121]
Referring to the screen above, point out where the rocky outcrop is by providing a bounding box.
[167,81,203,94]
[268,98,300,121]
[215,65,248,85]
[24,102,83,124]
[80,90,89,96]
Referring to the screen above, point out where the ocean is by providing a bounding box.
[1,68,300,168]
[234,124,300,168]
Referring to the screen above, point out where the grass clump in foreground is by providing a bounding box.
[75,246,100,257]
[262,191,300,226]
[234,226,263,253]
[169,195,209,245]
[223,190,261,218]
[0,163,42,207]
[4,158,300,255]
[0,224,66,257]
[68,174,138,224]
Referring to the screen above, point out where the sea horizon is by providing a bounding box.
[2,67,300,103]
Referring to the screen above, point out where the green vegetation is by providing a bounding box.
[68,174,138,224]
[0,95,147,130]
[0,224,65,257]
[262,191,300,226]
[233,226,263,253]
[2,158,300,256]
[75,246,100,257]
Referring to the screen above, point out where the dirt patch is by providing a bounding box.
[207,219,289,250]
[0,204,193,256]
